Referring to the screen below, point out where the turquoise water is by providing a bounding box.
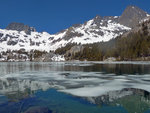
[0,89,128,113]
[0,62,150,113]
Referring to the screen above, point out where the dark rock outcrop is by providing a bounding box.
[6,22,36,35]
[65,45,84,60]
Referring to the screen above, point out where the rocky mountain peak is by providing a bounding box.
[119,5,149,28]
[6,22,36,35]
[93,15,102,21]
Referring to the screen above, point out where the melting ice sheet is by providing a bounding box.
[0,61,150,98]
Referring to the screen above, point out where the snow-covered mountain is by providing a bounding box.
[0,18,130,52]
[0,6,149,52]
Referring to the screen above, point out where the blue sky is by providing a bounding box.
[0,0,150,34]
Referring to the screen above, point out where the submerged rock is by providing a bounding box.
[24,106,52,113]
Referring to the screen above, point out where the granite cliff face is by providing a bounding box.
[119,6,149,28]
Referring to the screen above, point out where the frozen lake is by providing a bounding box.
[0,61,150,113]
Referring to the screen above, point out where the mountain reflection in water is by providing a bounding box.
[0,62,150,113]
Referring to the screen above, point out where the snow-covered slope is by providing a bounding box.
[0,17,130,52]
[60,16,130,44]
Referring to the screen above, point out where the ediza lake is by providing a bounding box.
[0,61,150,113]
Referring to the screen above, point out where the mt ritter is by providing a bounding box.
[0,5,149,61]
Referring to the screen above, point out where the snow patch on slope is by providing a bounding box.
[51,55,65,61]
